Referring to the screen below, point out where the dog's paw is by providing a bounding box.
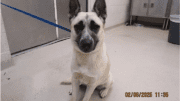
[99,89,108,98]
[69,89,72,95]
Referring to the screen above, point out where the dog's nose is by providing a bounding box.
[79,39,93,52]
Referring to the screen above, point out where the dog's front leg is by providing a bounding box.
[82,84,96,101]
[72,73,80,101]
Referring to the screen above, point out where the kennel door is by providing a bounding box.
[1,0,57,54]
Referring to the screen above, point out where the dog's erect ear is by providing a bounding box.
[93,0,107,23]
[69,0,81,21]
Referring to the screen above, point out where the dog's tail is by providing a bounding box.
[60,77,72,85]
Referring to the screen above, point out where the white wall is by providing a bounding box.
[89,0,130,28]
[170,0,180,15]
[1,15,12,64]
[1,4,12,70]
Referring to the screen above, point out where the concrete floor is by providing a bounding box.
[1,25,179,101]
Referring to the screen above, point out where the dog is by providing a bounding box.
[61,0,113,101]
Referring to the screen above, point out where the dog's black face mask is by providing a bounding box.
[69,0,107,53]
[74,20,100,53]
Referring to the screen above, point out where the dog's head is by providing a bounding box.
[69,0,107,53]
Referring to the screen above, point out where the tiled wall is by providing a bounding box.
[89,0,130,28]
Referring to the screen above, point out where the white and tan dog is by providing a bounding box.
[61,0,113,101]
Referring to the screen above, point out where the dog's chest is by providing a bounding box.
[72,59,107,83]
[71,47,108,83]
[73,64,100,78]
[78,73,96,85]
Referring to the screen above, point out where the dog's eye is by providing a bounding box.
[90,20,100,33]
[74,21,85,34]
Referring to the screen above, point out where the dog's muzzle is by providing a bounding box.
[79,36,94,53]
